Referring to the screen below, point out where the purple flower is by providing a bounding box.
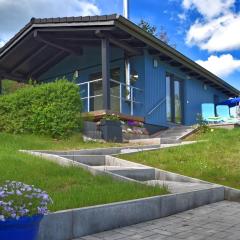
[0,191,5,198]
[37,207,48,215]
[0,181,53,220]
[16,190,22,196]
[127,120,135,126]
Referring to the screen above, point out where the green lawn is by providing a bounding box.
[119,128,240,189]
[0,133,167,211]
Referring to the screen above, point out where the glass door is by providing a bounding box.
[174,80,182,124]
[166,74,184,124]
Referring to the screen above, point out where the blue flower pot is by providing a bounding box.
[0,215,43,240]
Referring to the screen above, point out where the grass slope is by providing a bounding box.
[120,128,240,189]
[0,133,167,211]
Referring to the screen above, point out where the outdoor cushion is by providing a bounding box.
[216,105,239,123]
[201,103,222,123]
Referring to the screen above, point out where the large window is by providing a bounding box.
[89,68,121,111]
[110,68,121,112]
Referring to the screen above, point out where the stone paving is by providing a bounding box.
[75,201,240,240]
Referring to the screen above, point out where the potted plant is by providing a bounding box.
[0,180,52,240]
[100,114,123,142]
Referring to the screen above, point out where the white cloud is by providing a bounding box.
[0,0,101,45]
[186,13,240,52]
[196,54,240,77]
[178,13,187,21]
[0,40,5,48]
[182,0,234,19]
[182,0,240,52]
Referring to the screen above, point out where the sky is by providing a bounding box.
[0,0,240,90]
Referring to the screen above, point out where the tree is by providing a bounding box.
[138,19,157,36]
[138,19,176,48]
[159,26,169,44]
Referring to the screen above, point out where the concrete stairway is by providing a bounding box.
[55,152,221,195]
[153,125,196,144]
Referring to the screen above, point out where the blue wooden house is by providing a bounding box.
[0,14,239,127]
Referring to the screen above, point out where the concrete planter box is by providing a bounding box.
[83,121,102,139]
[38,188,224,240]
[100,120,123,143]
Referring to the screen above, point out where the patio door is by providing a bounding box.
[166,74,184,124]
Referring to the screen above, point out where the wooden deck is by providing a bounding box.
[82,110,144,122]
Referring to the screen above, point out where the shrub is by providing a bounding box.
[0,79,82,138]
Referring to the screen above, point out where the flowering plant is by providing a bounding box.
[127,120,144,128]
[0,181,52,222]
[102,114,120,121]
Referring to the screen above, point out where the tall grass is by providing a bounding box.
[0,133,167,211]
[120,128,240,189]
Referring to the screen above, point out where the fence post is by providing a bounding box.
[120,83,122,113]
[130,87,133,116]
[87,82,90,112]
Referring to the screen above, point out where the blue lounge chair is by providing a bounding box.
[216,105,239,123]
[201,103,222,123]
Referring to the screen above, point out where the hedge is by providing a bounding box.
[0,79,82,138]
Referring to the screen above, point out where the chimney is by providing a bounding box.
[123,0,129,19]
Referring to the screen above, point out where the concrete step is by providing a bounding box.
[165,127,193,132]
[128,138,161,145]
[59,155,106,166]
[145,180,220,194]
[159,132,186,138]
[159,130,192,136]
[152,128,193,138]
[161,138,181,144]
[108,167,156,181]
[123,133,150,140]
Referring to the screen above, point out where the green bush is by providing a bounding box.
[0,79,82,138]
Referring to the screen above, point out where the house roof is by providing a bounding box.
[0,14,239,96]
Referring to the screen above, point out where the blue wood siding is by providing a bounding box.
[144,51,166,126]
[39,46,124,83]
[184,78,227,125]
[39,46,230,126]
[142,52,228,127]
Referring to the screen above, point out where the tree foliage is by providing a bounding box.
[138,19,176,48]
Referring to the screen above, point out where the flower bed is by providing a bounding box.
[122,120,149,136]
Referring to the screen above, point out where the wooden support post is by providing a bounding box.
[101,38,111,110]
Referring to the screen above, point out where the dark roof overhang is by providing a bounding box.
[0,14,239,97]
[115,16,239,97]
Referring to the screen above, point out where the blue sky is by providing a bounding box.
[0,0,239,90]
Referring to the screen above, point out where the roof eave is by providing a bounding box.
[116,16,239,96]
[0,19,116,59]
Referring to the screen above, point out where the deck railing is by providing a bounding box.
[77,79,143,115]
